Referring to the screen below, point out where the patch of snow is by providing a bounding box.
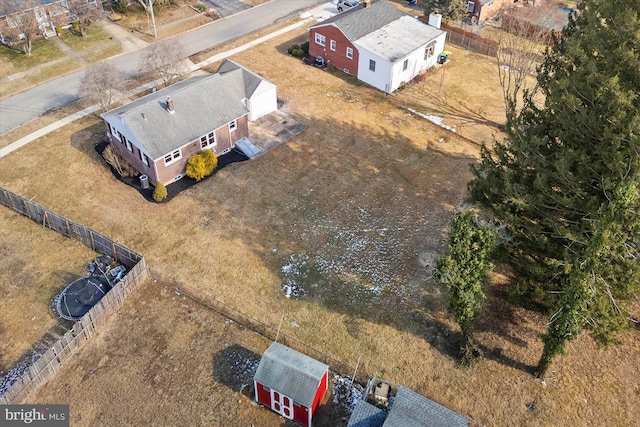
[332,375,365,414]
[407,108,457,132]
[0,348,45,396]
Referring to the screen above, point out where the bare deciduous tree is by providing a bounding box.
[65,0,103,37]
[495,4,564,114]
[139,39,186,88]
[79,62,126,111]
[0,0,41,55]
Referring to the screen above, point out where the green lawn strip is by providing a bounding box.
[26,60,80,86]
[58,26,112,52]
[83,44,124,63]
[0,39,65,79]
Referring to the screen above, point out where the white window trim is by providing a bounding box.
[229,120,237,131]
[346,47,353,59]
[142,153,150,167]
[126,139,133,153]
[467,1,475,12]
[369,59,376,72]
[330,39,336,51]
[164,149,182,166]
[425,41,436,59]
[200,131,216,149]
[315,33,325,47]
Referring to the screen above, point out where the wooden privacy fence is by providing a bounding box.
[0,189,140,269]
[0,188,149,404]
[441,24,498,57]
[173,283,369,386]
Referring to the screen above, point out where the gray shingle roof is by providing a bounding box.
[101,61,263,160]
[355,15,444,62]
[383,386,468,427]
[347,400,387,427]
[216,59,265,99]
[310,0,405,42]
[253,342,329,408]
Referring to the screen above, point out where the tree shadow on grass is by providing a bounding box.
[212,344,261,397]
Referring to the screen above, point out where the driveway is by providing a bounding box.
[200,0,250,17]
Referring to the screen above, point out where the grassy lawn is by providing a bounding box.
[0,60,81,102]
[0,39,65,79]
[1,16,639,427]
[83,44,124,63]
[58,26,112,52]
[0,208,98,377]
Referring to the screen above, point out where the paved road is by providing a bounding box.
[0,0,323,135]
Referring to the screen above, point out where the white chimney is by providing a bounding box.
[428,12,442,29]
[166,97,175,114]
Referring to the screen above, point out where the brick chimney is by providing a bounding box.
[166,97,175,114]
[363,0,371,8]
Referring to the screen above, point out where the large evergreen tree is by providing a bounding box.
[468,0,640,377]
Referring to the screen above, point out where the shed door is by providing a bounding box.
[271,390,294,420]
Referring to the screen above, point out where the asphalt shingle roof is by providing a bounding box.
[355,15,444,62]
[253,342,328,408]
[382,386,468,427]
[347,400,387,427]
[100,59,264,161]
[310,0,405,42]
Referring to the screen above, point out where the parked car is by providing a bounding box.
[337,0,360,12]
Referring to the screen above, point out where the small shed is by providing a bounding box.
[254,342,329,427]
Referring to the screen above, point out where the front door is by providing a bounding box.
[270,390,294,420]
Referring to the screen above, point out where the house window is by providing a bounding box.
[403,59,408,71]
[330,40,336,51]
[425,41,436,59]
[229,120,237,131]
[6,14,22,29]
[164,149,181,166]
[346,47,353,59]
[467,1,475,12]
[117,131,125,143]
[200,131,216,149]
[315,33,325,47]
[125,138,133,152]
[142,153,150,167]
[369,59,376,72]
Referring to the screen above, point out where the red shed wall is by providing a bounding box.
[255,382,271,407]
[311,370,328,413]
[293,402,310,427]
[309,26,359,75]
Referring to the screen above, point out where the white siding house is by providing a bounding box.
[354,14,446,93]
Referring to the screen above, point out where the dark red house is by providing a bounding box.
[254,342,329,427]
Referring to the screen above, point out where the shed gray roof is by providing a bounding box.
[347,400,387,427]
[355,15,444,62]
[254,342,329,408]
[100,59,270,161]
[382,386,468,427]
[310,0,405,42]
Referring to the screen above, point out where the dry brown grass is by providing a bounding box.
[2,22,639,427]
[0,208,98,375]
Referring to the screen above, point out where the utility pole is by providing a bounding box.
[148,0,157,38]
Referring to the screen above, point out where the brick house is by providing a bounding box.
[309,0,446,93]
[100,59,277,186]
[0,0,101,41]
